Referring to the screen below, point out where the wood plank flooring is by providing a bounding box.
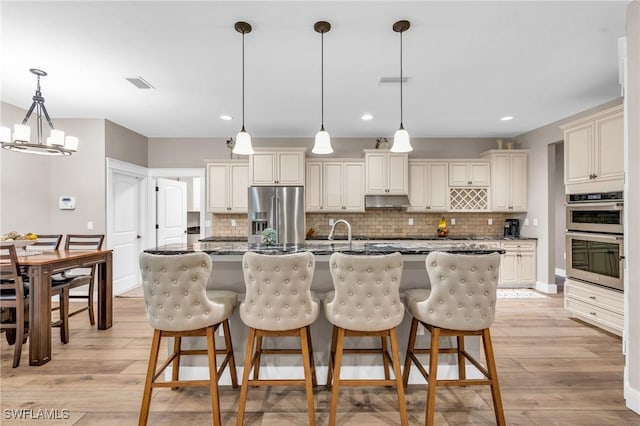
[1,293,638,425]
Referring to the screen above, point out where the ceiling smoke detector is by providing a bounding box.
[126,76,155,89]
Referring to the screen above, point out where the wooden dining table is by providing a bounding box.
[17,248,113,365]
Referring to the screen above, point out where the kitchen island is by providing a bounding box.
[145,241,505,385]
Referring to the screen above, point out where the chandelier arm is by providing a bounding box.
[21,101,38,125]
[39,103,56,130]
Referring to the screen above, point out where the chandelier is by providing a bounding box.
[0,69,78,156]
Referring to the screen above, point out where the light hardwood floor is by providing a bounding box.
[1,293,638,425]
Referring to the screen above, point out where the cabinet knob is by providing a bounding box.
[589,296,596,300]
[468,181,472,185]
[590,312,597,316]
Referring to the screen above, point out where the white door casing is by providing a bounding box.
[156,178,187,246]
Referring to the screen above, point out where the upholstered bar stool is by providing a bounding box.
[138,252,239,426]
[236,252,319,426]
[325,252,408,426]
[403,251,505,426]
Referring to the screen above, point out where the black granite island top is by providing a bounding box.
[201,235,536,242]
[146,240,505,256]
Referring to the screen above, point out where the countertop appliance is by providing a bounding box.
[503,218,520,237]
[248,186,305,245]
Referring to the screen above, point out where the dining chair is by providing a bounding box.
[236,251,319,426]
[403,251,505,426]
[54,234,105,326]
[0,244,30,367]
[138,252,239,426]
[324,252,408,426]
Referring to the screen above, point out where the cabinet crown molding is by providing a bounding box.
[559,103,623,130]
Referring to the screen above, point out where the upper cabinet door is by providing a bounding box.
[509,153,527,211]
[365,152,388,194]
[305,162,323,212]
[229,163,249,212]
[364,150,408,194]
[594,112,624,183]
[249,149,306,186]
[387,153,408,194]
[427,161,449,211]
[206,163,230,212]
[323,162,344,211]
[250,152,277,185]
[448,161,490,186]
[564,123,593,185]
[342,162,365,211]
[469,162,490,186]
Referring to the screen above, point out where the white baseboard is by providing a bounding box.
[535,280,558,294]
[555,268,566,277]
[625,378,640,414]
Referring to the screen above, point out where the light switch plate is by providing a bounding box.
[408,218,414,225]
[488,218,493,225]
[451,218,456,225]
[533,218,538,226]
[524,218,529,226]
[329,218,335,226]
[87,221,93,230]
[231,219,237,227]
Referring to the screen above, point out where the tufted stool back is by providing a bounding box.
[139,252,234,332]
[326,252,404,332]
[417,251,500,331]
[240,251,319,331]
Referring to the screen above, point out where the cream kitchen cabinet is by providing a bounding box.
[408,160,448,211]
[206,161,249,213]
[249,148,306,186]
[499,240,536,286]
[482,150,528,212]
[561,104,623,194]
[448,161,490,187]
[306,160,365,212]
[564,278,623,336]
[364,150,408,195]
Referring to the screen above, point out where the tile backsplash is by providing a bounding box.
[211,211,520,239]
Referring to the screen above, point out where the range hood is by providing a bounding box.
[365,194,411,209]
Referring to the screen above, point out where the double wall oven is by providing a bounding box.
[566,191,624,291]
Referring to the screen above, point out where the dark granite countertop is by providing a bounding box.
[201,235,536,242]
[146,241,506,256]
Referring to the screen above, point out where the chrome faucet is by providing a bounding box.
[328,219,352,243]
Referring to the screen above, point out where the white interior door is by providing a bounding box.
[110,172,143,294]
[156,178,187,246]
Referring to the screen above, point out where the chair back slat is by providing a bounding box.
[31,234,63,250]
[64,234,105,251]
[0,245,23,297]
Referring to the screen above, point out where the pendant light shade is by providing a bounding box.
[390,20,413,153]
[312,21,333,154]
[233,21,254,155]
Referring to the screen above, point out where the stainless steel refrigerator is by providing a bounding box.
[248,186,305,245]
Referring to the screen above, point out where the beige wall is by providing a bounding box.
[625,0,639,412]
[0,102,107,236]
[147,136,500,168]
[554,143,566,271]
[105,120,148,167]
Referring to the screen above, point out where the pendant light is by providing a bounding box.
[233,21,254,155]
[312,21,333,154]
[391,20,412,153]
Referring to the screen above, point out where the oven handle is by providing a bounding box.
[566,231,624,241]
[566,201,623,209]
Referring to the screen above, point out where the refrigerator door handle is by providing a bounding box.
[274,196,280,244]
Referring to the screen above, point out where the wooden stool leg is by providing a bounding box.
[328,327,345,426]
[139,329,162,426]
[326,325,338,388]
[253,335,263,381]
[425,327,440,426]
[13,306,24,368]
[300,327,316,426]
[87,278,96,326]
[305,325,317,387]
[482,328,505,426]
[381,335,391,383]
[207,327,222,426]
[403,317,419,387]
[457,335,466,381]
[222,319,239,388]
[236,327,256,426]
[171,336,181,390]
[390,328,409,426]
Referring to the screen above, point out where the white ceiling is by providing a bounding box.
[0,1,629,139]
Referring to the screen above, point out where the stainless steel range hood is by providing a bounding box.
[365,194,411,209]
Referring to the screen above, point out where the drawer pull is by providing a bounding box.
[589,296,596,300]
[590,312,597,316]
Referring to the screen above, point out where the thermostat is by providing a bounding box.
[59,196,76,210]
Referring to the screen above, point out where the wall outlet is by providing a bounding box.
[329,218,335,226]
[533,218,538,227]
[450,218,456,226]
[87,221,94,230]
[230,219,237,227]
[524,218,529,226]
[408,218,414,226]
[488,218,493,225]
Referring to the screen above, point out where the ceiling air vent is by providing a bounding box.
[378,76,410,85]
[126,76,155,89]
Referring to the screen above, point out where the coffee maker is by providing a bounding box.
[503,219,520,237]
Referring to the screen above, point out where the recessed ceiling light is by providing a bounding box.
[500,116,514,121]
[220,115,233,121]
[361,114,373,121]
